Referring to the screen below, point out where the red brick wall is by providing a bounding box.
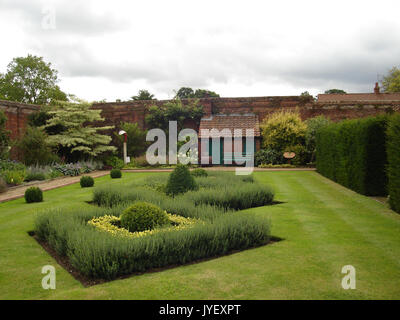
[318,92,400,102]
[0,100,40,140]
[2,96,400,147]
[92,96,400,130]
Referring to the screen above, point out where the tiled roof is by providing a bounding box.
[199,113,260,137]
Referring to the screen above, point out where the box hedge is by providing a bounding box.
[316,115,388,196]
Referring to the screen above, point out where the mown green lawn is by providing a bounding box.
[0,171,399,300]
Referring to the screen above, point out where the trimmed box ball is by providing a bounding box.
[110,169,122,179]
[80,176,94,188]
[25,187,43,203]
[120,201,170,232]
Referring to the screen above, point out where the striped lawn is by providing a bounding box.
[0,171,399,300]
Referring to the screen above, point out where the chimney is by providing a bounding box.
[374,82,380,94]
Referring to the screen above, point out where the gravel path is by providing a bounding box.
[0,171,110,203]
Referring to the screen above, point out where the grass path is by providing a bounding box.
[0,171,399,300]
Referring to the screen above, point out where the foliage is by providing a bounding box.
[316,115,388,196]
[25,187,43,203]
[185,183,274,210]
[166,164,198,196]
[34,204,270,279]
[283,145,309,165]
[44,99,116,159]
[0,54,68,105]
[25,172,46,182]
[110,169,122,179]
[382,67,400,93]
[175,87,219,99]
[260,110,307,153]
[0,159,26,171]
[386,114,400,213]
[324,89,347,94]
[299,91,315,103]
[120,202,170,232]
[88,214,197,239]
[105,156,124,169]
[191,168,208,177]
[132,155,149,167]
[0,177,7,193]
[2,169,26,185]
[145,98,204,132]
[255,148,284,166]
[93,171,272,214]
[305,115,331,162]
[115,122,148,158]
[53,163,80,176]
[80,176,94,188]
[25,164,63,181]
[17,126,58,165]
[0,110,10,160]
[131,89,155,101]
[28,107,64,135]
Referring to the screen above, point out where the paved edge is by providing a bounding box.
[0,171,110,203]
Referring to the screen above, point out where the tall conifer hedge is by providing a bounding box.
[386,114,400,213]
[316,116,388,196]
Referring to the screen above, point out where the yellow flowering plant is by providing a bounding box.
[88,212,200,239]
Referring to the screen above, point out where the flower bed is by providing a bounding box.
[34,170,274,281]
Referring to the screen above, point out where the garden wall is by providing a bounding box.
[0,99,40,140]
[2,96,400,141]
[92,97,400,131]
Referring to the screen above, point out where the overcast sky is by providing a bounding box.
[0,0,399,102]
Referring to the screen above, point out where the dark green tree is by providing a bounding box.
[17,126,57,165]
[131,89,156,101]
[0,54,68,105]
[175,87,219,99]
[324,89,347,94]
[115,122,148,158]
[145,98,204,132]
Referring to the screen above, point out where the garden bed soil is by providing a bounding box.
[29,231,282,287]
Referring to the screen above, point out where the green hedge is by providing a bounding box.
[316,116,388,196]
[387,114,400,213]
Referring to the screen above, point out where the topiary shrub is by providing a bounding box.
[25,187,43,203]
[80,176,94,188]
[110,169,122,179]
[191,168,208,177]
[0,177,7,194]
[120,201,170,232]
[166,164,198,196]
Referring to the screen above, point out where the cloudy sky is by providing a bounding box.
[0,0,399,102]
